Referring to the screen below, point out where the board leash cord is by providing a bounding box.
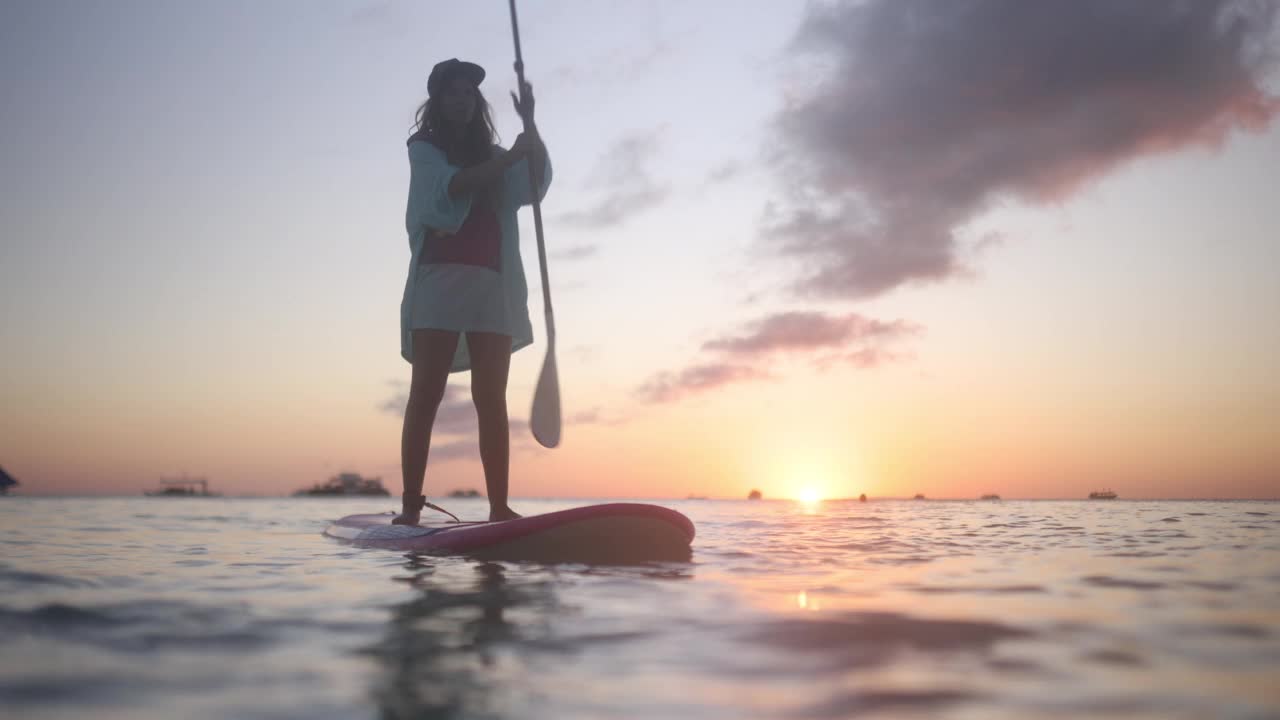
[401,494,462,523]
[423,500,460,523]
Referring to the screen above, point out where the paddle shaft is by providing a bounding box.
[508,0,554,340]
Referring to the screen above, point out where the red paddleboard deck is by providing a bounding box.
[325,503,695,563]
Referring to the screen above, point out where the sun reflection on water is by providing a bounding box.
[796,590,822,611]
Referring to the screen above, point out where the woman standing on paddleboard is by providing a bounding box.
[394,58,550,525]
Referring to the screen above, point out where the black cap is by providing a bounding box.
[428,58,485,96]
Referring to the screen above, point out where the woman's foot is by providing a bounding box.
[392,494,427,525]
[489,506,522,522]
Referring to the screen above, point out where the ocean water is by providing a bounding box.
[1,497,1278,720]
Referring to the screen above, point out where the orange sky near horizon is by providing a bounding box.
[2,2,1278,501]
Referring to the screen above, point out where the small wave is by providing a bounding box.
[986,656,1045,674]
[172,515,237,523]
[0,603,114,628]
[1183,581,1237,591]
[0,676,134,705]
[797,689,980,718]
[830,542,897,552]
[833,515,887,524]
[1210,623,1269,639]
[707,550,755,559]
[1081,649,1145,666]
[870,555,936,566]
[1080,575,1166,590]
[0,600,277,654]
[746,611,1031,655]
[0,568,97,589]
[1102,551,1166,558]
[522,630,653,652]
[909,584,1046,595]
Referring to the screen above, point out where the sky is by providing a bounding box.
[2,0,1278,500]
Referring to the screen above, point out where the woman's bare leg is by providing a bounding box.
[466,331,520,521]
[395,328,460,525]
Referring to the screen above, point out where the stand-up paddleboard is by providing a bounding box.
[325,503,695,563]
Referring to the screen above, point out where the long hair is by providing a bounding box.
[410,87,501,209]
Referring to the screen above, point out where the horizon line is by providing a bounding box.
[3,493,1277,502]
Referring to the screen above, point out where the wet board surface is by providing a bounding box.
[325,502,695,563]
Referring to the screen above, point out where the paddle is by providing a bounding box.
[508,0,560,448]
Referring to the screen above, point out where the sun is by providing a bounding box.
[797,487,823,504]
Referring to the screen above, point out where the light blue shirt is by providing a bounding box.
[400,140,552,371]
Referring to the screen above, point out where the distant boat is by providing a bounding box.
[295,472,390,497]
[447,488,483,498]
[913,493,926,500]
[1088,490,1118,500]
[858,493,867,503]
[980,494,1001,500]
[0,465,18,495]
[747,489,763,500]
[145,476,218,497]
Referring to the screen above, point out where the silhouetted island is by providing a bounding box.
[747,489,762,500]
[145,477,219,497]
[295,472,389,496]
[447,489,483,498]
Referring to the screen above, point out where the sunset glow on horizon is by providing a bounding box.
[2,1,1278,500]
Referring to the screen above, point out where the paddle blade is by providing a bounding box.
[531,347,561,448]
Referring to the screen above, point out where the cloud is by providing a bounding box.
[547,37,676,88]
[565,407,631,427]
[769,0,1280,299]
[433,387,477,434]
[426,439,476,462]
[638,311,919,403]
[379,382,411,417]
[510,418,531,437]
[553,244,599,261]
[703,311,920,355]
[637,362,769,404]
[557,128,670,228]
[814,347,914,371]
[430,422,536,463]
[706,160,746,184]
[381,383,472,431]
[348,1,404,28]
[380,383,530,439]
[567,408,602,424]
